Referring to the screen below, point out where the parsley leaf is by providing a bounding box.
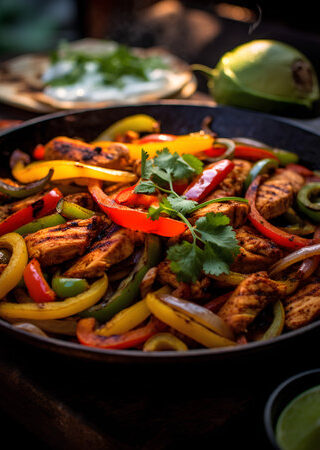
[167,241,204,283]
[140,149,152,179]
[182,154,204,175]
[165,195,198,216]
[195,213,240,263]
[154,149,196,181]
[134,180,156,194]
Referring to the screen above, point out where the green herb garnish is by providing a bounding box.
[45,41,168,87]
[135,149,247,282]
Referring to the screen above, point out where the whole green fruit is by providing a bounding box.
[193,40,320,115]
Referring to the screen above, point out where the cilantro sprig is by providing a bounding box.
[135,149,247,283]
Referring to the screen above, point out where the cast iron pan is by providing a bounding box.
[1,101,320,365]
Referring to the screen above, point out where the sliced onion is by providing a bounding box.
[233,137,271,148]
[269,243,320,276]
[12,322,48,337]
[11,318,77,336]
[158,294,234,340]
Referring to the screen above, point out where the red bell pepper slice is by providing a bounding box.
[138,133,176,144]
[234,145,279,161]
[286,163,314,177]
[32,144,45,160]
[204,291,233,313]
[205,145,279,161]
[0,188,63,236]
[89,180,187,237]
[184,159,234,202]
[115,184,159,209]
[172,179,190,195]
[246,175,311,249]
[24,258,56,303]
[76,316,164,349]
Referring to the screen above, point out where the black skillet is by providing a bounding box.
[1,101,320,365]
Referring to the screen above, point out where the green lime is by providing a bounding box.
[193,40,320,114]
[276,385,320,450]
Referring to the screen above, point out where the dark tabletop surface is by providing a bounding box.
[0,96,320,450]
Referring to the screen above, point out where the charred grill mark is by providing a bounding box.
[35,232,88,245]
[31,199,44,218]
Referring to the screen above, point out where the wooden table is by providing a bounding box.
[0,96,319,449]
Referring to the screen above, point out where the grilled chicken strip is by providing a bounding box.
[157,260,211,300]
[191,159,251,227]
[231,225,283,273]
[284,277,320,329]
[0,190,49,222]
[218,271,285,333]
[64,224,144,278]
[44,136,129,169]
[191,200,249,228]
[212,159,252,197]
[25,215,106,266]
[256,169,305,219]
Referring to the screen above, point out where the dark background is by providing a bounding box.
[1,0,320,94]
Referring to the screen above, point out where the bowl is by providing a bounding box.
[264,369,320,449]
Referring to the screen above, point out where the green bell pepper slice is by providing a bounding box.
[244,158,279,190]
[0,169,54,198]
[271,149,298,165]
[297,183,320,222]
[94,114,159,141]
[52,275,89,298]
[56,199,95,220]
[81,234,162,322]
[15,213,66,235]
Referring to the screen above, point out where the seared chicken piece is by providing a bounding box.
[191,159,251,227]
[157,260,211,300]
[191,200,249,228]
[218,271,285,333]
[64,224,144,278]
[231,225,283,273]
[0,190,51,222]
[212,159,252,198]
[44,136,129,169]
[276,169,305,193]
[25,216,106,266]
[255,169,304,220]
[284,278,320,329]
[64,192,95,210]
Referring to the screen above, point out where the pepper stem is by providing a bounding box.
[191,64,214,78]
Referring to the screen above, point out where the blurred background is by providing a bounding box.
[1,0,320,94]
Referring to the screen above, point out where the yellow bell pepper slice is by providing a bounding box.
[96,286,170,337]
[146,292,235,348]
[94,114,159,141]
[0,274,108,320]
[95,134,214,160]
[210,271,247,286]
[143,332,188,352]
[0,232,28,299]
[12,160,137,184]
[96,299,150,337]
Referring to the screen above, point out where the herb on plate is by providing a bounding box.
[45,41,168,88]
